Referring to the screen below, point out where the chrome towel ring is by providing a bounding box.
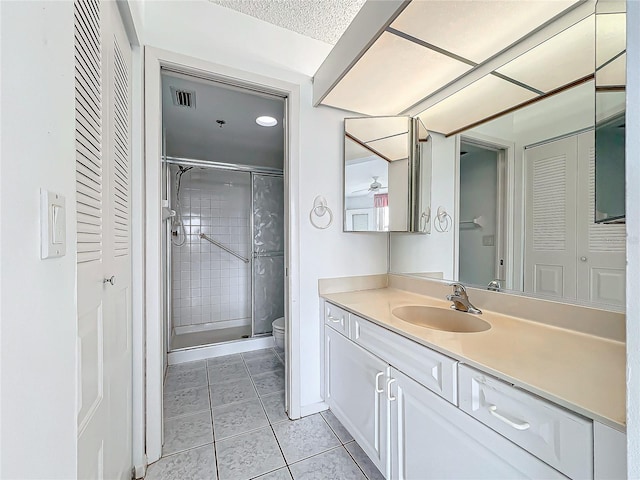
[310,195,333,230]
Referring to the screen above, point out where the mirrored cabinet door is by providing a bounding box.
[344,116,430,233]
[595,0,626,223]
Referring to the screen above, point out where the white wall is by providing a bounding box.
[135,1,387,412]
[297,89,388,406]
[625,0,639,476]
[0,2,77,477]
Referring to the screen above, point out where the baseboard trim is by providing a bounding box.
[299,401,329,418]
[168,336,275,364]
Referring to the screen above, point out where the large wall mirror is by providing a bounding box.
[344,116,431,232]
[390,1,626,310]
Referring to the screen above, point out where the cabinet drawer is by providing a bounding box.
[458,364,593,479]
[324,302,350,337]
[350,314,457,405]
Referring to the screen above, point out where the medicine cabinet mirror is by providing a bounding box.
[344,116,431,233]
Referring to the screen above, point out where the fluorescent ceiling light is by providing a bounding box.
[256,116,278,127]
[322,32,471,115]
[390,0,578,63]
[495,16,594,93]
[417,75,537,135]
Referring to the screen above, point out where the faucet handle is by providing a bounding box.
[448,282,467,295]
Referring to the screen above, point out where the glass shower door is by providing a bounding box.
[252,174,284,335]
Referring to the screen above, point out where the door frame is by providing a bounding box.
[455,133,515,289]
[142,46,302,464]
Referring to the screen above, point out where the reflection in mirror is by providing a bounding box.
[344,136,391,231]
[390,6,626,309]
[344,116,430,232]
[595,0,626,223]
[458,142,506,288]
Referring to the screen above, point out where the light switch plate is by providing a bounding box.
[41,189,66,259]
[482,235,495,247]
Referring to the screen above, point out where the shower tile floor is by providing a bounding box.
[146,348,384,480]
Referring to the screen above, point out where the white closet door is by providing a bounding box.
[524,136,578,299]
[576,133,625,307]
[76,1,132,478]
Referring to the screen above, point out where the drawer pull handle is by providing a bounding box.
[375,372,384,393]
[488,405,530,431]
[387,378,397,401]
[327,315,342,323]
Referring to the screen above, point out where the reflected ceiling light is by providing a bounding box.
[256,116,278,127]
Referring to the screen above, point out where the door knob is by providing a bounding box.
[580,256,588,262]
[103,275,116,285]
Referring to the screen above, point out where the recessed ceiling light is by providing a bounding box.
[256,116,278,127]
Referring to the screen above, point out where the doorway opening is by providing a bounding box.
[161,69,286,352]
[458,140,507,289]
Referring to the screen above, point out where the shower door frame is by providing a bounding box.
[163,156,284,350]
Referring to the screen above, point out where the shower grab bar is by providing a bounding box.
[253,251,284,258]
[199,233,250,263]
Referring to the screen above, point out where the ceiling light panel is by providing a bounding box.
[417,75,538,135]
[597,53,626,87]
[495,16,594,93]
[390,0,579,63]
[345,137,376,162]
[322,32,472,115]
[345,116,409,144]
[596,12,626,67]
[366,134,410,162]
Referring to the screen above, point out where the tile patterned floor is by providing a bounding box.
[146,348,384,480]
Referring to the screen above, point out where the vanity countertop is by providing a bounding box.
[321,287,626,431]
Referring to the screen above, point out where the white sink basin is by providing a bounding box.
[392,305,491,333]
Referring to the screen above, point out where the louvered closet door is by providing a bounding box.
[75,1,132,478]
[576,133,625,307]
[524,136,578,299]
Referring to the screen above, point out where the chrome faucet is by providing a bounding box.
[487,279,502,292]
[447,283,482,314]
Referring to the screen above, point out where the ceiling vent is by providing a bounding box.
[170,87,196,108]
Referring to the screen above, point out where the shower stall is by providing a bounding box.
[163,158,284,351]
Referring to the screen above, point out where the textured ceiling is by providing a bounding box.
[208,0,366,44]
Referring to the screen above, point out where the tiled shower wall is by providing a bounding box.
[171,168,251,331]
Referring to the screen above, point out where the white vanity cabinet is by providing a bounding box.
[387,367,566,479]
[323,302,571,479]
[458,364,592,479]
[325,326,389,475]
[594,422,627,479]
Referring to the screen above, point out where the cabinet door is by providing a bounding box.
[389,368,566,480]
[325,327,389,475]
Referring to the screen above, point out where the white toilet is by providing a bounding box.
[272,317,285,350]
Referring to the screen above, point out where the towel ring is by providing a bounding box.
[310,196,333,230]
[434,206,452,233]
